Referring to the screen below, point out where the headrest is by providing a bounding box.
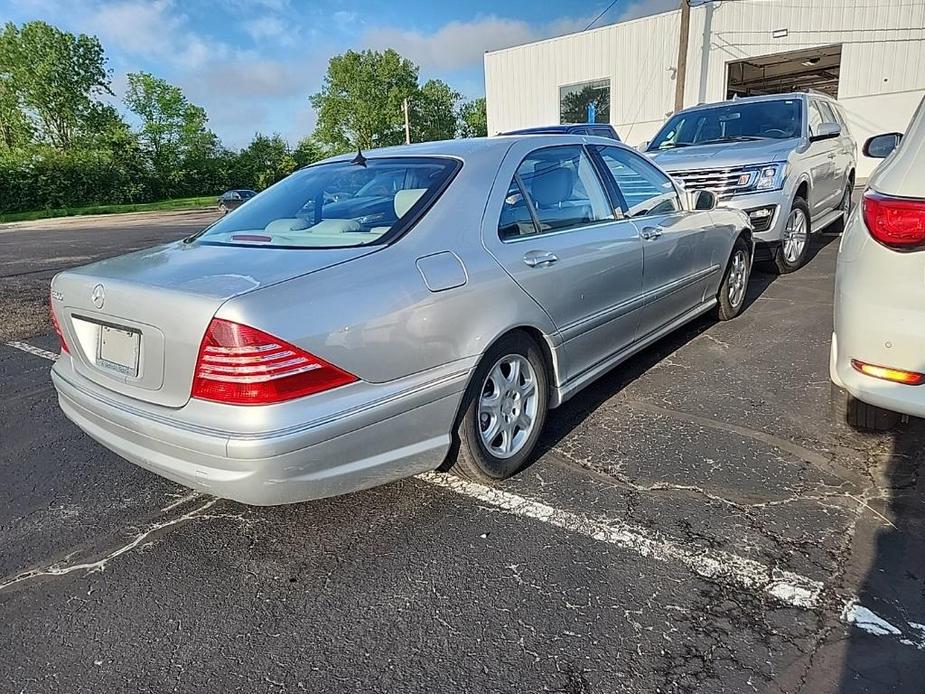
[531,167,573,207]
[395,188,427,218]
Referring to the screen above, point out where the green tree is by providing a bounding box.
[410,79,459,143]
[0,21,112,148]
[124,71,220,196]
[235,133,296,190]
[292,136,326,168]
[0,79,32,150]
[458,97,487,138]
[310,49,419,151]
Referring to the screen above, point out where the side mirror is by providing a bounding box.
[693,189,717,211]
[863,132,902,159]
[637,141,650,153]
[810,122,842,142]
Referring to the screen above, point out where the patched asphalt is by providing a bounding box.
[1,212,923,693]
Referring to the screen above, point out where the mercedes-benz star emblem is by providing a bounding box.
[91,283,105,309]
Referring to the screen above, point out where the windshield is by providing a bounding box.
[196,157,458,248]
[648,99,803,150]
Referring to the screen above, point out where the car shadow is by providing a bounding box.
[529,248,786,461]
[531,312,716,462]
[837,417,925,691]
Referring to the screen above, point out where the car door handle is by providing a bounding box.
[640,226,663,240]
[827,153,837,159]
[522,250,559,267]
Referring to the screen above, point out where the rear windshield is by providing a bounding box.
[648,99,803,150]
[197,157,458,248]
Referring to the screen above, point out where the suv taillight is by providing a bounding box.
[191,319,356,405]
[49,295,69,353]
[862,190,925,250]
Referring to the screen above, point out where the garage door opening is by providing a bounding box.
[727,45,842,99]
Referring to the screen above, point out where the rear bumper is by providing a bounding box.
[830,211,925,419]
[830,334,925,419]
[52,357,470,505]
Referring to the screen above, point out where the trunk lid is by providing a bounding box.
[53,240,379,407]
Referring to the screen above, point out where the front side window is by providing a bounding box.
[196,157,458,248]
[498,146,614,240]
[559,79,610,125]
[808,101,825,136]
[649,99,803,150]
[595,146,680,218]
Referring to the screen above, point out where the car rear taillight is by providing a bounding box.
[191,319,356,405]
[851,359,925,386]
[49,296,69,353]
[862,190,925,250]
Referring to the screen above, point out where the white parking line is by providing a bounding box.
[5,340,59,362]
[5,339,922,649]
[418,472,822,609]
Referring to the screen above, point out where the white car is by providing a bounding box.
[830,97,925,429]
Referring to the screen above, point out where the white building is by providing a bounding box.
[485,0,925,177]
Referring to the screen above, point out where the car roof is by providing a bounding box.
[677,92,820,116]
[502,124,614,134]
[316,135,628,166]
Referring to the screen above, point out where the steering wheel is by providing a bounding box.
[762,128,789,138]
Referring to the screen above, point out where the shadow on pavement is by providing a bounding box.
[838,417,925,692]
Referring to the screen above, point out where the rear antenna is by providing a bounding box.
[351,148,367,167]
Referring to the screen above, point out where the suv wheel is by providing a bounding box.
[829,179,855,234]
[764,197,811,274]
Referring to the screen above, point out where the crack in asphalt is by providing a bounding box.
[0,497,218,592]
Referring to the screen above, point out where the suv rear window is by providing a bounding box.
[197,157,459,248]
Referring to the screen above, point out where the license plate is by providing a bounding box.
[97,325,139,377]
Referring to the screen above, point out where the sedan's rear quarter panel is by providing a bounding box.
[217,146,560,388]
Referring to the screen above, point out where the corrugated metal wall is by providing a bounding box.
[484,0,925,175]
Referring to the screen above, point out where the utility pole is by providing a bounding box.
[674,0,691,112]
[403,98,411,145]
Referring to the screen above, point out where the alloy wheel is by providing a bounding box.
[727,249,749,308]
[478,354,539,459]
[782,208,807,263]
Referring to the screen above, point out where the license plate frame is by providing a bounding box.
[97,324,140,377]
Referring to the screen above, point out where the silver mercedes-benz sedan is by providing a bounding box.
[50,135,753,505]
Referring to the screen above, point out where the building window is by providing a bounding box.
[559,79,610,125]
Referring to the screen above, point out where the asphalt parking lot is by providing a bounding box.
[1,209,924,693]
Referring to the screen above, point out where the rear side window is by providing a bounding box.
[595,146,680,218]
[591,126,616,140]
[499,145,614,240]
[197,157,459,248]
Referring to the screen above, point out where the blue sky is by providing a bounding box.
[2,0,675,148]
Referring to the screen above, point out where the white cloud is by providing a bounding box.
[87,0,228,70]
[362,15,592,72]
[244,16,293,44]
[617,0,680,22]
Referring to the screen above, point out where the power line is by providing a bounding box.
[585,0,622,30]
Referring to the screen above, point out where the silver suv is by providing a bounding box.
[645,92,856,273]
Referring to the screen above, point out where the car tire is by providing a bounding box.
[761,197,811,274]
[828,179,855,235]
[450,332,549,482]
[830,383,900,431]
[716,237,751,321]
[219,203,228,215]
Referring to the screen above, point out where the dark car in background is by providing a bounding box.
[218,189,257,214]
[501,123,621,140]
